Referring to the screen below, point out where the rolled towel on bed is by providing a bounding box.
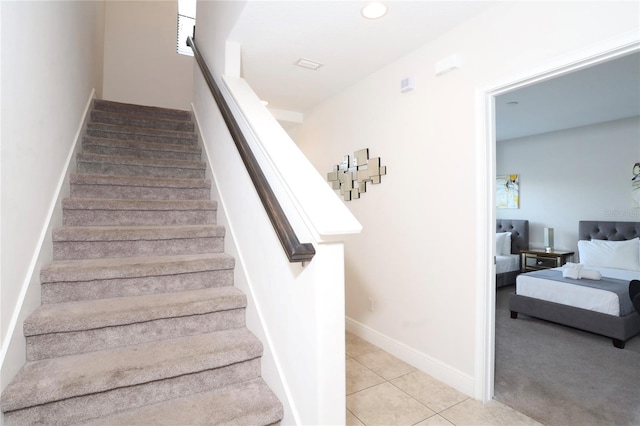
[579,268,602,280]
[562,262,583,279]
[562,263,602,280]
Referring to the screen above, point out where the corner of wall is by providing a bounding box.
[93,0,106,100]
[346,317,475,397]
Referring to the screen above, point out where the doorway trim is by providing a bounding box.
[475,31,640,402]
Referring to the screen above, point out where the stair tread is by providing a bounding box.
[70,173,211,189]
[84,378,283,426]
[77,152,205,169]
[41,252,234,282]
[1,328,262,412]
[91,109,194,127]
[87,122,197,140]
[83,136,201,153]
[53,224,225,241]
[24,286,246,336]
[62,198,217,211]
[93,100,192,121]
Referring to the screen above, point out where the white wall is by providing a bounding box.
[194,1,362,423]
[497,117,640,253]
[102,0,194,110]
[294,1,640,396]
[1,0,105,390]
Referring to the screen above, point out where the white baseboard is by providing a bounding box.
[0,89,95,390]
[346,316,475,397]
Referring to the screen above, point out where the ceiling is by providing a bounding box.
[229,1,499,112]
[228,1,639,139]
[496,52,640,141]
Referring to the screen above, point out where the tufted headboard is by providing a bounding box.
[579,221,640,241]
[497,219,529,254]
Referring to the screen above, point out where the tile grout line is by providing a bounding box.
[345,357,385,396]
[346,331,539,426]
[346,332,465,426]
[347,407,367,426]
[347,351,454,425]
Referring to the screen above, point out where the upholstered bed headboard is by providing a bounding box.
[497,219,529,254]
[579,221,640,241]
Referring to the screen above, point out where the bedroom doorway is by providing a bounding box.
[476,34,640,403]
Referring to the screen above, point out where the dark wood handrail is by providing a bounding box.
[187,36,315,263]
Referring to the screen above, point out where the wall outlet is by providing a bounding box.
[368,297,376,312]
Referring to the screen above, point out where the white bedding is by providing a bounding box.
[516,267,640,316]
[496,254,520,274]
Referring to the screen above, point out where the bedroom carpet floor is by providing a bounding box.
[346,332,540,426]
[494,285,640,426]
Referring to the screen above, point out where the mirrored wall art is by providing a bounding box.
[327,148,387,201]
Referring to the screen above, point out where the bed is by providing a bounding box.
[509,220,640,348]
[496,219,529,287]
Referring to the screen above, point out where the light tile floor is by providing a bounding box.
[345,331,542,426]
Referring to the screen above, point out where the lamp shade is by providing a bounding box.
[544,227,554,249]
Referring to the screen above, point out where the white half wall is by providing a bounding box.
[102,0,194,110]
[497,116,640,252]
[293,1,640,397]
[0,0,104,391]
[193,2,363,423]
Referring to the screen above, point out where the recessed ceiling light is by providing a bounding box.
[295,58,323,71]
[261,100,269,106]
[362,2,387,20]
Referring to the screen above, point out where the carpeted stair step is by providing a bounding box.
[62,198,217,226]
[52,225,225,260]
[93,99,192,122]
[86,122,198,146]
[40,253,235,303]
[90,109,195,133]
[1,329,263,426]
[84,377,284,426]
[0,99,284,425]
[69,173,211,200]
[24,286,247,361]
[77,152,206,179]
[82,136,202,161]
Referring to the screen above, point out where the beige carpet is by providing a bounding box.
[0,99,283,425]
[494,285,640,426]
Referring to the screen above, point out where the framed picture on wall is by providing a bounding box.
[497,174,519,209]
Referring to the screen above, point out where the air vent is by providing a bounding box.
[295,58,323,71]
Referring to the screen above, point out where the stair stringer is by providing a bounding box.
[192,97,349,425]
[191,103,299,424]
[0,90,95,394]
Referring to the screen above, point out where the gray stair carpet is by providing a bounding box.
[0,99,283,425]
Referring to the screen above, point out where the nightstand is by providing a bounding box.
[520,249,575,272]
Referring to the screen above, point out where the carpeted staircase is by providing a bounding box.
[0,100,284,425]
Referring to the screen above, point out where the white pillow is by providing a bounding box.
[578,237,640,271]
[496,232,512,255]
[495,233,506,255]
